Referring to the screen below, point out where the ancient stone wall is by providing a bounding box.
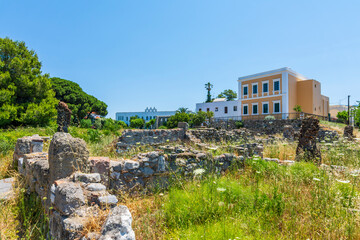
[14,135,135,240]
[117,129,186,150]
[242,119,302,134]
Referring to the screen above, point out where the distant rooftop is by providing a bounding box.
[237,67,308,81]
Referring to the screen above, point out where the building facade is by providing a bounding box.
[196,67,330,119]
[115,107,176,126]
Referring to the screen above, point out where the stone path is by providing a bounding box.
[0,177,14,200]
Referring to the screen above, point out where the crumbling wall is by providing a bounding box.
[117,129,186,150]
[296,117,321,163]
[14,134,135,240]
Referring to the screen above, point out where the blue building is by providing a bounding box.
[115,107,176,126]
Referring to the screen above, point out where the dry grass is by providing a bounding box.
[81,207,110,238]
[263,141,297,160]
[120,194,165,240]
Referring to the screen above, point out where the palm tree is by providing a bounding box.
[176,107,191,113]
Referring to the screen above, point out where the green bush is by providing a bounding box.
[265,115,276,121]
[167,112,190,128]
[93,119,102,129]
[130,118,145,129]
[86,129,102,142]
[158,125,167,129]
[235,120,244,128]
[80,119,92,128]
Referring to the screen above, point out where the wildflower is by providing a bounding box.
[313,178,321,181]
[217,187,226,192]
[193,168,205,176]
[42,197,47,200]
[256,171,261,174]
[218,201,225,207]
[136,142,140,145]
[159,193,164,196]
[336,179,350,184]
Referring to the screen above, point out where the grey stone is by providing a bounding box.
[74,173,101,183]
[111,172,121,180]
[0,178,14,200]
[87,183,106,192]
[110,160,123,172]
[147,151,159,159]
[54,181,85,215]
[157,155,166,172]
[140,167,154,177]
[98,194,118,206]
[50,211,84,240]
[123,160,140,170]
[100,205,135,240]
[49,132,90,182]
[177,122,189,130]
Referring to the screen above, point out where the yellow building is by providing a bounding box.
[238,67,329,119]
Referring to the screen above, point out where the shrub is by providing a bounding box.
[80,119,92,128]
[235,120,244,128]
[130,118,145,129]
[191,111,207,126]
[158,125,167,129]
[167,112,190,128]
[145,119,156,129]
[93,119,102,129]
[87,129,102,142]
[265,115,276,121]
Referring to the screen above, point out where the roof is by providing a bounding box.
[237,67,308,82]
[213,98,226,102]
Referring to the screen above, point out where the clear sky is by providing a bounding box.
[1,0,359,118]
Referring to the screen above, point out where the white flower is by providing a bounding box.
[217,187,226,192]
[218,201,225,207]
[336,179,350,184]
[193,168,205,176]
[313,178,321,181]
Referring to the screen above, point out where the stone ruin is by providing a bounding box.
[344,125,354,140]
[283,125,295,141]
[14,133,135,240]
[57,101,72,133]
[295,117,322,164]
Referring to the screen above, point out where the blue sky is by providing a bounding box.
[1,0,359,118]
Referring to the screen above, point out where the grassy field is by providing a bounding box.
[1,122,360,239]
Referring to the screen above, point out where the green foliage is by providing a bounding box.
[16,191,49,239]
[176,107,191,113]
[158,125,167,129]
[190,111,207,126]
[102,118,126,131]
[86,129,102,142]
[80,119,92,128]
[130,116,145,129]
[293,104,302,113]
[145,118,156,129]
[51,77,108,123]
[217,89,237,101]
[337,110,348,124]
[265,115,276,120]
[235,120,244,128]
[167,112,190,128]
[93,119,102,129]
[0,37,58,128]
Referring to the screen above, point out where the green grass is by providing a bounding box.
[155,158,360,239]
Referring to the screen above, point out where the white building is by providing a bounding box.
[115,107,176,126]
[196,67,330,120]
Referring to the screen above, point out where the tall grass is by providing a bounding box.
[157,158,360,239]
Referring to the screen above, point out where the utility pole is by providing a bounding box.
[348,95,350,125]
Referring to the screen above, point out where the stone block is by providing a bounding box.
[177,122,189,130]
[48,132,90,182]
[123,160,140,171]
[73,173,101,183]
[98,194,118,206]
[53,180,85,216]
[86,183,106,192]
[100,205,135,240]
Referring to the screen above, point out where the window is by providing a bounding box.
[243,85,248,96]
[252,103,258,115]
[262,102,269,114]
[224,107,228,114]
[126,117,128,121]
[207,108,210,112]
[243,105,248,115]
[233,106,237,111]
[199,108,202,112]
[146,116,149,120]
[252,83,258,94]
[263,82,269,93]
[273,79,280,91]
[274,101,280,113]
[215,107,218,112]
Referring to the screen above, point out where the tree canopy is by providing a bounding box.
[0,37,58,127]
[217,89,237,101]
[51,77,108,122]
